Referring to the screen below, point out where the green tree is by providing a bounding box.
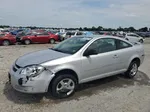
[97,26,103,31]
[79,27,83,31]
[139,27,148,32]
[117,26,123,31]
[91,26,96,31]
[128,27,136,32]
[83,27,88,31]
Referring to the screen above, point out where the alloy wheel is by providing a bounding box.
[3,40,10,46]
[56,78,75,96]
[24,40,30,45]
[130,63,138,76]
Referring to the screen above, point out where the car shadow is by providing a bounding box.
[3,71,150,104]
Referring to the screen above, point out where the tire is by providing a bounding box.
[125,61,138,78]
[2,40,10,46]
[24,39,31,45]
[51,74,77,98]
[62,37,65,41]
[139,39,144,43]
[60,36,64,41]
[50,39,55,44]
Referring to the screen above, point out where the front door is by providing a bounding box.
[80,38,118,83]
[36,33,49,43]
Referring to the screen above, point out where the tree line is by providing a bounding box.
[0,25,149,32]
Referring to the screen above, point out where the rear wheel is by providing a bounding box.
[2,40,10,46]
[125,61,138,78]
[24,39,31,45]
[139,39,143,43]
[50,39,55,44]
[50,74,77,98]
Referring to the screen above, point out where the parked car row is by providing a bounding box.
[0,30,92,46]
[0,31,60,46]
[0,29,145,46]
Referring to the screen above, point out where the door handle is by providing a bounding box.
[113,54,118,58]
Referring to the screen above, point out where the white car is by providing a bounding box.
[62,31,83,39]
[125,33,144,43]
[9,36,145,98]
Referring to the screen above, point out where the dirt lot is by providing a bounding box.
[0,39,150,112]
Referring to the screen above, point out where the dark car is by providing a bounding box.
[10,29,23,35]
[136,32,150,38]
[16,31,27,42]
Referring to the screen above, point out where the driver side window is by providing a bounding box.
[85,38,117,54]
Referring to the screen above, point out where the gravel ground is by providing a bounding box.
[0,39,150,112]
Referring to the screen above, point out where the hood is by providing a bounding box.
[16,49,70,67]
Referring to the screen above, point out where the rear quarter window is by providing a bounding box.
[118,40,132,49]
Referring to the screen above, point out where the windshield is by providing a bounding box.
[52,37,92,54]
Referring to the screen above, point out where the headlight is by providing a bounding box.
[20,65,45,77]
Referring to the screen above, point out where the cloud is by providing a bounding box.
[0,0,150,28]
[109,4,115,8]
[125,13,137,17]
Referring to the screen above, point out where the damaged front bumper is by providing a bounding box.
[9,65,55,93]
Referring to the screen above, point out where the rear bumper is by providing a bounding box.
[140,54,145,65]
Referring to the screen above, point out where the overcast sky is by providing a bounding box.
[0,0,150,28]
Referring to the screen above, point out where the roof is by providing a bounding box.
[91,35,132,44]
[75,35,128,42]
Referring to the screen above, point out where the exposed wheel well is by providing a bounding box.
[54,69,78,82]
[3,39,11,44]
[3,39,10,42]
[48,69,79,91]
[50,38,56,41]
[24,39,31,42]
[131,58,140,67]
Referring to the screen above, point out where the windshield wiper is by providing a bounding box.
[50,48,72,54]
[51,48,64,53]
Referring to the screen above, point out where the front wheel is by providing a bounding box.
[49,39,55,44]
[125,61,138,78]
[139,39,144,43]
[51,74,77,98]
[24,39,31,45]
[2,40,10,46]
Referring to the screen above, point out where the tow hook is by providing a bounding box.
[18,76,29,85]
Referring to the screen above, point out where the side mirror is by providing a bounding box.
[34,35,37,37]
[83,49,98,57]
